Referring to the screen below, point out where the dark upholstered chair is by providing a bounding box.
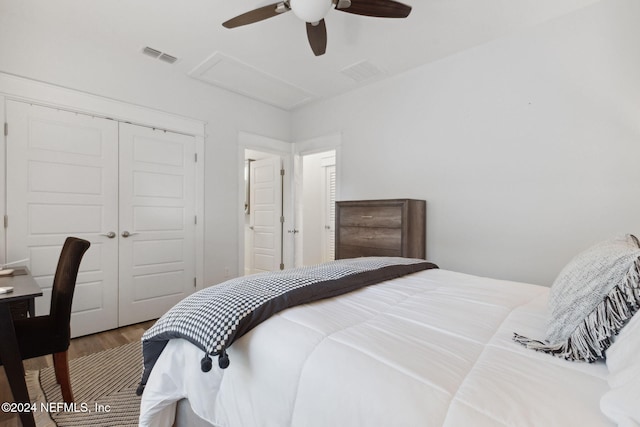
[4,237,90,403]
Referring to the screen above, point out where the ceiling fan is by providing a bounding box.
[222,0,412,56]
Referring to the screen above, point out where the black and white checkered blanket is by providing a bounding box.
[137,257,437,394]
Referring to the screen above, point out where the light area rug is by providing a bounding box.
[26,341,142,427]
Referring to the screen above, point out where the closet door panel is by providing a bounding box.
[118,123,196,326]
[6,100,119,337]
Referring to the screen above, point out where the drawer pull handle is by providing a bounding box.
[361,215,374,219]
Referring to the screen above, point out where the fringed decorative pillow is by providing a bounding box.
[514,234,640,362]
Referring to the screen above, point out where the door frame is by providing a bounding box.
[237,131,293,276]
[321,161,337,263]
[0,72,205,292]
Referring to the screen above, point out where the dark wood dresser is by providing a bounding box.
[335,199,426,260]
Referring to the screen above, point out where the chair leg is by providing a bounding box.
[53,351,74,403]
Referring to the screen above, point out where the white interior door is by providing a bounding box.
[118,123,197,326]
[249,157,282,273]
[6,100,119,337]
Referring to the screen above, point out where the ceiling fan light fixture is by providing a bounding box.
[290,0,333,23]
[222,0,411,56]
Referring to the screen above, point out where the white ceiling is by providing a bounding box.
[1,0,600,110]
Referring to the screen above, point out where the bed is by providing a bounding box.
[137,236,640,427]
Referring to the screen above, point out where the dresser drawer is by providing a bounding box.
[338,206,402,228]
[339,226,401,250]
[337,245,402,259]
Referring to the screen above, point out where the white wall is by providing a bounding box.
[291,0,640,286]
[0,13,290,286]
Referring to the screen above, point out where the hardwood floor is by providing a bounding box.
[0,321,155,427]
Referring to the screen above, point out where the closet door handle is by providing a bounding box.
[121,231,139,238]
[100,232,116,239]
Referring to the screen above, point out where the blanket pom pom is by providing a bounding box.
[201,354,213,372]
[218,350,230,369]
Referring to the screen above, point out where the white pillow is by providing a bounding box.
[600,311,640,426]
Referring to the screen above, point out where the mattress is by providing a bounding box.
[139,268,614,427]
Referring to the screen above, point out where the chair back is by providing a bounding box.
[49,237,91,334]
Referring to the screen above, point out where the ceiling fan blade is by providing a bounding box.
[223,2,289,29]
[306,19,327,56]
[336,0,411,18]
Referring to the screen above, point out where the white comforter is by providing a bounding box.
[139,269,614,427]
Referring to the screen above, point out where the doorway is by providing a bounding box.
[244,148,337,271]
[298,150,337,266]
[238,132,339,273]
[237,132,293,277]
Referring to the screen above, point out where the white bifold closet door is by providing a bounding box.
[6,100,196,336]
[118,122,196,326]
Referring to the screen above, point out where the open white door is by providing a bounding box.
[6,100,119,336]
[249,157,282,273]
[118,123,197,326]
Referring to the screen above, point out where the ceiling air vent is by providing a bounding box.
[142,46,162,58]
[142,46,178,64]
[340,60,385,83]
[158,53,178,64]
